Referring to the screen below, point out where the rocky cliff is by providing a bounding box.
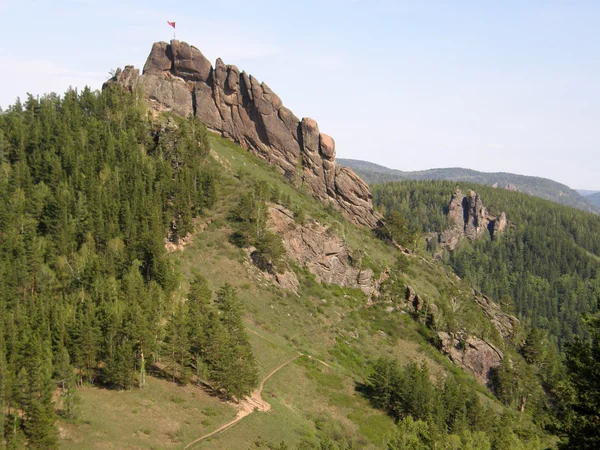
[437,332,504,385]
[400,281,518,385]
[430,188,507,250]
[104,40,381,228]
[267,204,383,299]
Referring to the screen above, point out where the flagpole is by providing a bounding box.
[168,21,176,41]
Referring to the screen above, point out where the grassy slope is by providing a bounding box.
[59,135,534,449]
[338,158,600,214]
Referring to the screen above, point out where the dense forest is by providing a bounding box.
[0,88,257,447]
[366,357,543,449]
[371,180,600,347]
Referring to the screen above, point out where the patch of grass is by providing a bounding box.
[170,394,185,404]
[58,376,236,450]
[347,412,394,446]
[329,341,368,378]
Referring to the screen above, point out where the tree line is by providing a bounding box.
[0,87,257,448]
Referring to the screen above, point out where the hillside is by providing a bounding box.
[585,192,600,208]
[3,52,565,450]
[372,180,600,347]
[576,190,600,197]
[338,158,600,215]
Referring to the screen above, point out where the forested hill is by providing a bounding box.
[372,180,600,347]
[0,88,260,447]
[339,158,600,215]
[586,192,600,208]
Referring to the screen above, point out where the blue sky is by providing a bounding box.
[1,0,599,189]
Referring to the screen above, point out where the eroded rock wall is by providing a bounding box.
[268,204,377,297]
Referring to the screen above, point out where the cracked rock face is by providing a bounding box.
[438,332,504,385]
[104,40,382,228]
[268,204,376,297]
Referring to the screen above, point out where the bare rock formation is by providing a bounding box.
[438,332,504,385]
[104,40,381,228]
[492,182,519,192]
[404,285,518,385]
[433,188,507,250]
[474,292,519,340]
[267,204,377,297]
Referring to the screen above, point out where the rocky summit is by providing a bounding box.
[104,40,381,228]
[428,188,507,251]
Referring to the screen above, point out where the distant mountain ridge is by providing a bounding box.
[577,189,600,196]
[338,158,600,214]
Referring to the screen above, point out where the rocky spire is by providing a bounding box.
[104,40,382,228]
[433,188,507,250]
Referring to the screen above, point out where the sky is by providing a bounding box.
[1,0,599,189]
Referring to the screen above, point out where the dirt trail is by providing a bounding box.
[248,329,331,369]
[183,353,303,449]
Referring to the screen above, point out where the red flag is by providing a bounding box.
[167,21,176,29]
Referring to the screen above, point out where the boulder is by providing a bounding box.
[143,42,172,75]
[475,294,519,340]
[319,134,335,160]
[170,40,212,82]
[138,74,193,118]
[275,270,300,294]
[492,212,507,237]
[103,66,139,92]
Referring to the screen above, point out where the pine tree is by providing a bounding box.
[215,284,243,336]
[20,334,58,449]
[55,346,80,420]
[187,274,213,382]
[559,316,600,450]
[0,330,6,447]
[214,284,258,397]
[387,416,431,450]
[367,357,400,412]
[165,302,190,384]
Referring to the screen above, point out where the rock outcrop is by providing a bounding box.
[437,291,518,385]
[267,204,378,297]
[403,284,518,385]
[438,332,504,385]
[431,188,507,250]
[492,182,518,192]
[474,292,519,340]
[104,40,381,228]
